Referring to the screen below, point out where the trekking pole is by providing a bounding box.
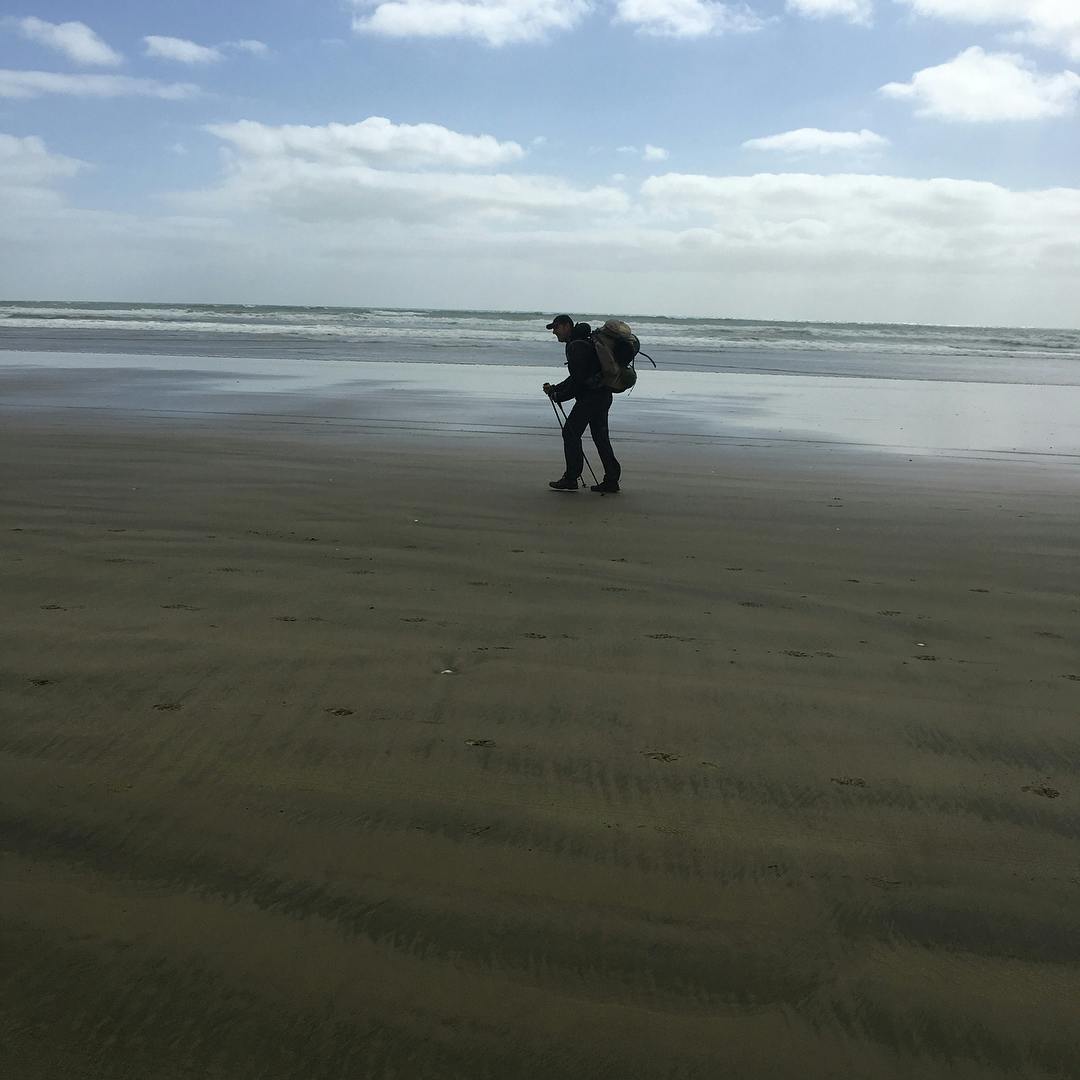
[551,398,599,486]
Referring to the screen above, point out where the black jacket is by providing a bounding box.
[552,323,604,403]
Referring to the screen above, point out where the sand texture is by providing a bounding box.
[2,402,1079,1079]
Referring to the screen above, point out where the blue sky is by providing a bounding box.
[2,0,1079,324]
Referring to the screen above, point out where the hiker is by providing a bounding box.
[542,314,621,493]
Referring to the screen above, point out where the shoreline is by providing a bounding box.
[3,350,1080,464]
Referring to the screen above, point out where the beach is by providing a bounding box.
[2,351,1079,1079]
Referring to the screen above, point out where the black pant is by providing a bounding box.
[562,391,620,482]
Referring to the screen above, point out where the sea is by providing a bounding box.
[3,301,1080,387]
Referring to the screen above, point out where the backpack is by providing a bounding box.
[590,319,656,394]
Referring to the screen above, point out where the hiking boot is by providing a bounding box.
[590,479,621,494]
[548,476,579,491]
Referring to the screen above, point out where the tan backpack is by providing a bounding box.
[591,319,655,393]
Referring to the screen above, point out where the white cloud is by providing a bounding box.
[881,46,1080,120]
[0,131,85,215]
[144,35,223,63]
[786,0,872,25]
[228,39,270,56]
[14,16,123,66]
[187,116,621,226]
[189,160,629,225]
[743,127,888,152]
[616,144,670,160]
[351,0,590,46]
[639,171,1080,278]
[205,117,525,169]
[614,0,764,37]
[0,70,199,100]
[0,132,84,182]
[895,0,1080,62]
[5,136,1080,324]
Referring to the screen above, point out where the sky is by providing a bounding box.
[1,0,1079,326]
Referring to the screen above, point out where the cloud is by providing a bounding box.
[13,16,123,66]
[0,131,84,182]
[786,0,872,25]
[186,116,623,226]
[616,144,670,160]
[0,70,199,100]
[205,117,525,169]
[228,39,270,56]
[144,35,223,63]
[351,0,590,46]
[639,171,1080,277]
[613,0,765,37]
[881,46,1080,120]
[895,0,1080,63]
[743,127,888,152]
[0,131,85,214]
[5,130,1079,324]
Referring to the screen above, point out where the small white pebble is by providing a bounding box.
[440,669,455,675]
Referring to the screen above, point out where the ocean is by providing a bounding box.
[3,301,1080,386]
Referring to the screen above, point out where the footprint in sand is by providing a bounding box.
[1063,674,1080,682]
[30,678,52,687]
[866,876,902,890]
[465,739,496,748]
[831,776,867,788]
[642,750,679,763]
[782,650,810,658]
[1035,631,1064,640]
[401,617,426,623]
[153,703,182,712]
[740,601,764,608]
[879,610,902,616]
[274,616,298,623]
[162,603,201,611]
[325,708,354,717]
[1021,785,1060,799]
[523,632,546,639]
[40,604,67,611]
[915,654,938,661]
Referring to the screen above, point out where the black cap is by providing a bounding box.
[546,314,573,329]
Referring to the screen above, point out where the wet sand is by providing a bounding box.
[2,368,1079,1079]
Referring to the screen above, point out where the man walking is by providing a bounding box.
[542,315,621,493]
